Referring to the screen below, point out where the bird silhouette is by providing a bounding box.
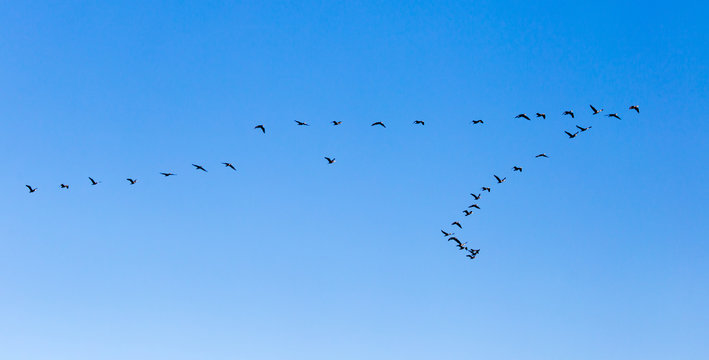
[332,121,342,125]
[89,177,99,185]
[471,120,484,124]
[452,221,462,229]
[192,164,207,172]
[471,193,481,200]
[536,113,546,119]
[126,178,137,184]
[564,131,579,139]
[576,125,592,132]
[607,113,621,120]
[413,120,425,125]
[468,249,480,256]
[371,121,386,128]
[466,254,476,260]
[463,210,473,216]
[563,110,575,118]
[26,185,37,193]
[442,230,455,237]
[469,204,480,209]
[160,172,176,177]
[457,242,468,250]
[222,162,236,171]
[513,166,522,172]
[590,104,603,115]
[447,237,461,245]
[294,120,309,126]
[254,124,266,133]
[536,153,549,158]
[482,186,491,192]
[494,175,506,183]
[324,157,336,164]
[515,113,531,120]
[60,184,69,189]
[629,105,640,113]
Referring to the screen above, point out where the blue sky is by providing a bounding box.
[1,1,707,359]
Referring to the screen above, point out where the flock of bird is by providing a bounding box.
[23,104,641,261]
[440,104,640,261]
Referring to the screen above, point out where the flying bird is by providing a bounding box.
[471,120,484,124]
[563,110,575,118]
[413,120,425,125]
[536,113,546,119]
[447,237,462,245]
[222,162,236,171]
[294,120,309,126]
[513,166,522,172]
[515,113,531,120]
[456,242,468,250]
[441,230,455,237]
[536,153,549,158]
[482,186,491,192]
[466,254,476,260]
[324,157,336,164]
[160,172,176,177]
[463,210,473,216]
[468,249,480,256]
[371,121,386,128]
[494,175,506,183]
[89,177,99,185]
[60,184,69,189]
[629,105,640,113]
[332,121,342,125]
[607,113,621,120]
[590,104,603,115]
[192,164,207,172]
[126,178,137,184]
[576,125,592,132]
[564,131,579,138]
[26,185,37,193]
[254,124,266,133]
[470,193,481,200]
[452,221,462,229]
[469,204,480,209]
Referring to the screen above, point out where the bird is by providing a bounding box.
[463,210,473,216]
[447,237,462,245]
[468,249,480,256]
[126,178,137,184]
[515,113,531,120]
[254,124,266,133]
[160,172,176,177]
[607,113,621,120]
[469,204,480,209]
[470,193,481,200]
[563,110,575,118]
[494,175,506,184]
[442,230,455,237]
[466,254,476,260]
[536,153,549,158]
[332,121,342,125]
[26,185,37,193]
[629,105,640,113]
[452,221,462,229]
[371,121,386,128]
[413,120,425,125]
[456,242,468,250]
[536,113,546,119]
[564,130,579,139]
[222,162,236,171]
[192,164,207,172]
[89,177,99,185]
[482,186,491,192]
[60,184,69,189]
[294,120,309,126]
[471,120,484,124]
[324,157,336,164]
[576,125,592,132]
[590,104,603,115]
[513,166,522,172]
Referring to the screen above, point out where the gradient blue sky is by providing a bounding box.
[1,1,707,359]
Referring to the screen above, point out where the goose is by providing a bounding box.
[160,172,176,177]
[254,124,266,133]
[324,157,336,164]
[26,185,37,193]
[126,178,137,185]
[332,121,342,125]
[563,110,575,118]
[564,131,579,138]
[371,121,386,128]
[471,120,484,124]
[607,113,621,120]
[469,204,480,209]
[535,153,549,158]
[60,184,69,189]
[89,177,99,185]
[192,164,207,172]
[452,221,462,229]
[515,113,531,120]
[222,162,236,171]
[536,113,546,119]
[470,193,481,200]
[590,104,603,115]
[413,120,425,125]
[513,166,522,172]
[629,105,640,113]
[441,230,455,237]
[463,210,473,216]
[576,125,592,132]
[494,175,506,183]
[482,187,491,192]
[294,120,309,126]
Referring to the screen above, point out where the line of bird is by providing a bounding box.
[23,104,639,198]
[440,104,640,261]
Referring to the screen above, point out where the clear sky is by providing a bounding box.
[1,1,707,359]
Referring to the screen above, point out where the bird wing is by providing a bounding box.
[494,175,501,182]
[590,104,597,112]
